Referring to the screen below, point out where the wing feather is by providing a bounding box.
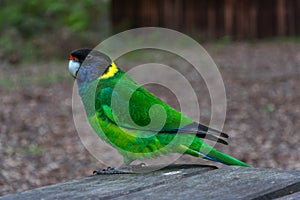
[98,75,228,145]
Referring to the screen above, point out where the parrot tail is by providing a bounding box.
[204,148,251,167]
[181,143,252,167]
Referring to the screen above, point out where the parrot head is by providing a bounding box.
[68,48,112,83]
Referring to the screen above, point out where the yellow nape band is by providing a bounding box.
[100,62,119,79]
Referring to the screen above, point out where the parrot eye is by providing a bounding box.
[86,55,92,60]
[69,55,79,61]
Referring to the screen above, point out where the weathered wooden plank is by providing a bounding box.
[0,165,215,200]
[276,191,300,200]
[1,165,300,200]
[117,167,300,200]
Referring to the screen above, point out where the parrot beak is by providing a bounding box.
[69,59,80,78]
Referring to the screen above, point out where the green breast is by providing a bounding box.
[84,69,195,161]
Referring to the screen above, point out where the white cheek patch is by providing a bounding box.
[69,60,81,77]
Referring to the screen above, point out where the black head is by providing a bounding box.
[69,48,92,63]
[68,48,112,83]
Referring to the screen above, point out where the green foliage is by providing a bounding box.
[5,144,46,156]
[262,104,276,113]
[0,62,71,91]
[27,144,46,155]
[215,35,233,45]
[0,0,110,62]
[0,0,107,35]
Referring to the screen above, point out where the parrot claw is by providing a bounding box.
[93,166,132,175]
[93,163,147,175]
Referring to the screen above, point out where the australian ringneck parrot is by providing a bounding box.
[68,48,251,170]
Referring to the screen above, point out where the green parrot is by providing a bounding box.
[68,48,251,173]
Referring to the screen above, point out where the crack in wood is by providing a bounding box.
[253,182,300,200]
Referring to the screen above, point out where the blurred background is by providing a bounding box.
[1,0,300,195]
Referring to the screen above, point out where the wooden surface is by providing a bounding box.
[1,165,300,200]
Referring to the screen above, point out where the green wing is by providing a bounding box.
[98,72,228,144]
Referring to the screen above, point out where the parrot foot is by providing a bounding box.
[93,167,132,175]
[93,163,147,175]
